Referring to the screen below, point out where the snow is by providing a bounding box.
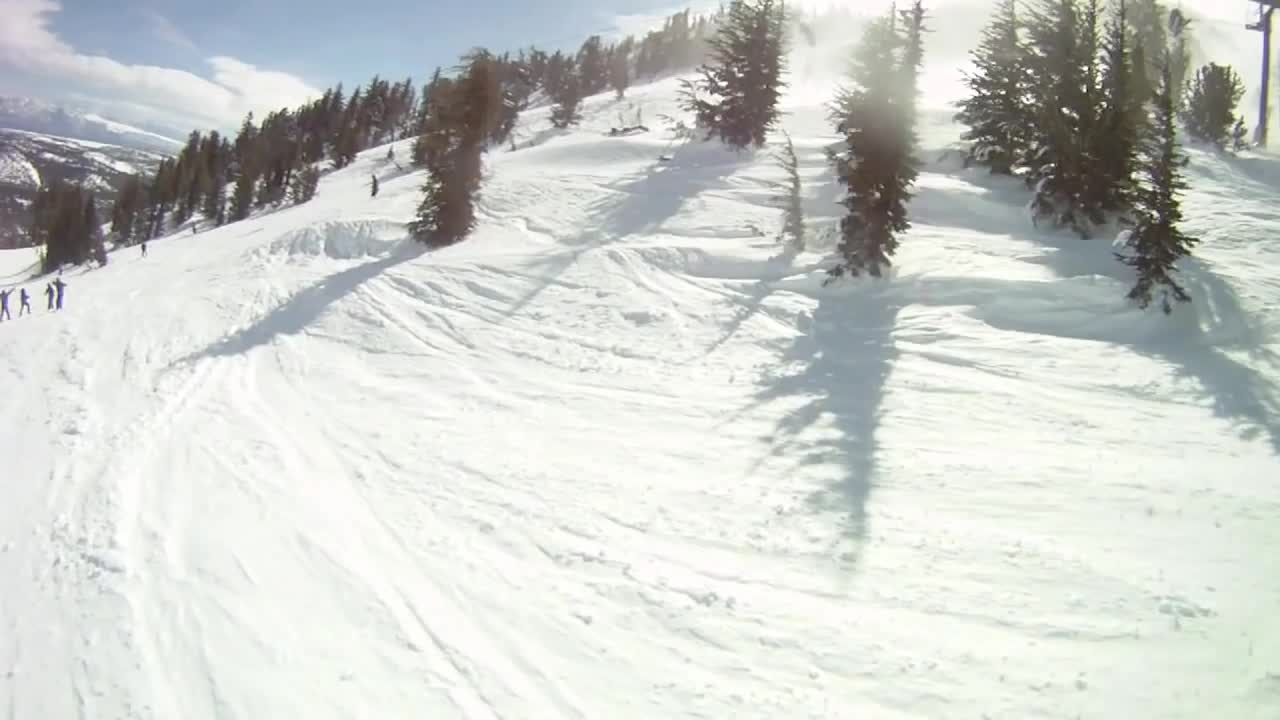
[0,147,40,189]
[2,56,1279,720]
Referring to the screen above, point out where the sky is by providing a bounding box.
[0,0,1260,139]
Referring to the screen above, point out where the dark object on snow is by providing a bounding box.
[0,289,10,321]
[19,288,31,316]
[608,125,650,137]
[44,283,54,310]
[53,278,66,310]
[141,241,148,258]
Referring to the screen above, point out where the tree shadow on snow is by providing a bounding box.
[598,139,745,240]
[745,285,900,567]
[1134,259,1280,455]
[179,243,426,362]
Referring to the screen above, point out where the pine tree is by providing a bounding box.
[774,131,805,252]
[827,3,925,280]
[1093,0,1144,214]
[611,38,634,99]
[577,36,610,95]
[1117,58,1197,313]
[84,197,107,266]
[289,166,320,204]
[1024,0,1102,236]
[409,52,499,247]
[679,0,788,149]
[955,0,1033,174]
[1183,63,1245,148]
[230,169,256,221]
[1167,8,1192,112]
[550,70,584,128]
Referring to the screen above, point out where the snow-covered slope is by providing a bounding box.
[0,130,166,248]
[1,68,1278,720]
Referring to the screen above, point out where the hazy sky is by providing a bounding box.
[0,0,1262,137]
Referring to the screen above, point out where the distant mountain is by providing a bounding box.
[0,129,166,249]
[0,97,183,155]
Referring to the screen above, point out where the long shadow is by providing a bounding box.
[1135,259,1280,454]
[598,139,744,240]
[180,244,424,362]
[748,285,901,565]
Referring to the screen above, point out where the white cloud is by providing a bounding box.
[140,9,199,54]
[0,0,320,132]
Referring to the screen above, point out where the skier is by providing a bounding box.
[44,283,54,311]
[53,278,66,311]
[0,288,10,321]
[141,240,148,258]
[19,288,31,316]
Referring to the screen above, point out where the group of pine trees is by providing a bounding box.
[954,0,1240,313]
[15,7,723,274]
[29,183,107,272]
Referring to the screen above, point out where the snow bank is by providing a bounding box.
[260,219,407,262]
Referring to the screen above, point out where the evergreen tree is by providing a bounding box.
[1183,63,1245,148]
[610,37,634,99]
[1092,0,1144,214]
[110,174,146,246]
[1024,0,1102,236]
[774,131,805,252]
[955,0,1033,174]
[84,198,107,266]
[1167,8,1192,113]
[577,36,610,95]
[230,169,256,221]
[827,2,925,280]
[679,0,788,149]
[409,52,499,247]
[1117,58,1197,313]
[289,166,320,204]
[550,70,584,128]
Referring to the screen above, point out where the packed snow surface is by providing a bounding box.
[1,73,1278,720]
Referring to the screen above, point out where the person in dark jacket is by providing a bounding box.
[0,289,10,321]
[53,278,66,310]
[19,288,31,316]
[44,283,55,311]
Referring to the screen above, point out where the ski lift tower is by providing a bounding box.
[1247,0,1280,146]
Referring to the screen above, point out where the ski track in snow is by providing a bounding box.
[1,74,1279,720]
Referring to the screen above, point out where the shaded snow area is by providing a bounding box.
[1,73,1278,720]
[0,147,40,189]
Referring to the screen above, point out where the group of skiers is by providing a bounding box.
[0,278,67,321]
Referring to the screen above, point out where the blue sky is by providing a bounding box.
[0,0,705,135]
[51,0,674,88]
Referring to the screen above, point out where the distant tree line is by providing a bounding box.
[29,182,108,272]
[13,7,722,275]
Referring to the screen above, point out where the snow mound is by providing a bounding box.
[262,219,407,261]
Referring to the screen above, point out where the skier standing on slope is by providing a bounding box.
[19,288,31,316]
[141,240,148,258]
[44,283,54,311]
[53,278,66,310]
[0,288,10,321]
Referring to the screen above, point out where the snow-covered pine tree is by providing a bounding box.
[1117,58,1198,313]
[679,0,787,149]
[1093,0,1144,214]
[955,0,1033,174]
[827,2,925,281]
[230,169,256,221]
[1182,63,1245,149]
[774,131,805,253]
